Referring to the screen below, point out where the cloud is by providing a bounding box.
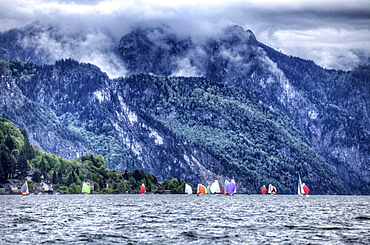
[0,0,369,74]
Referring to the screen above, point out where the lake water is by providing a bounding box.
[1,194,369,244]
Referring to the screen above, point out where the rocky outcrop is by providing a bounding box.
[0,62,91,159]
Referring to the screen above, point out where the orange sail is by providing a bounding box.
[197,184,207,194]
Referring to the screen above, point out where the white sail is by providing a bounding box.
[185,184,193,194]
[298,175,303,196]
[210,180,221,194]
[268,184,277,194]
[268,184,272,194]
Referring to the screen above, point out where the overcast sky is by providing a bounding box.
[1,0,370,75]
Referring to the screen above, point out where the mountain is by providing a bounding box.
[0,24,59,65]
[0,24,369,194]
[0,59,349,194]
[117,25,370,194]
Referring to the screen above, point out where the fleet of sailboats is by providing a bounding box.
[196,179,236,195]
[258,175,311,196]
[16,175,312,196]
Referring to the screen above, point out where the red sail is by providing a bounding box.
[261,186,267,194]
[303,185,310,195]
[139,184,146,194]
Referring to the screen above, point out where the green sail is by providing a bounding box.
[82,182,91,194]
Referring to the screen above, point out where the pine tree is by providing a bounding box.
[32,171,42,183]
[16,155,29,176]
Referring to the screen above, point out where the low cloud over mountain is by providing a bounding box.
[1,0,369,76]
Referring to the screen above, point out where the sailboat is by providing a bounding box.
[226,180,236,195]
[185,183,193,194]
[139,183,146,194]
[197,184,207,195]
[268,184,277,195]
[82,181,91,194]
[20,181,29,196]
[298,175,310,196]
[210,180,221,194]
[261,185,267,194]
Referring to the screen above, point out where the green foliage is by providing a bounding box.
[27,180,34,192]
[159,178,189,194]
[0,119,32,181]
[68,183,81,194]
[0,119,168,194]
[32,171,42,183]
[101,187,113,194]
[117,181,127,193]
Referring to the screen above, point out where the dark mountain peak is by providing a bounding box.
[118,25,262,78]
[0,22,61,65]
[118,26,192,76]
[222,25,257,45]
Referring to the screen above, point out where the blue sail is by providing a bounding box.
[226,181,236,195]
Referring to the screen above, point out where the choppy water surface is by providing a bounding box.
[1,194,369,244]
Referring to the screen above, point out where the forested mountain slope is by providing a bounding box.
[0,24,369,194]
[117,25,370,194]
[0,60,348,194]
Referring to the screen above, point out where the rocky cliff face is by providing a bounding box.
[0,62,91,159]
